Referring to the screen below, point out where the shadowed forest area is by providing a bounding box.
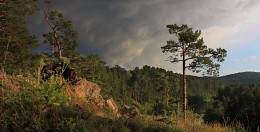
[0,0,259,131]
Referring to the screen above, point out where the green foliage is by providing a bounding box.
[128,66,179,104]
[0,52,250,131]
[0,75,184,131]
[0,0,39,74]
[42,1,79,58]
[203,101,224,123]
[0,78,69,131]
[71,56,224,115]
[71,54,110,92]
[218,71,260,84]
[143,124,182,132]
[188,96,207,114]
[69,54,256,131]
[161,24,227,76]
[151,98,178,116]
[204,84,260,131]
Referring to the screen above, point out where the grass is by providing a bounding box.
[0,72,245,131]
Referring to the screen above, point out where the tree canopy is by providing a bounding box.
[161,24,227,76]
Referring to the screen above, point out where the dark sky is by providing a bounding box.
[27,0,260,75]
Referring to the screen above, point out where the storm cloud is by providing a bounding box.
[27,0,260,75]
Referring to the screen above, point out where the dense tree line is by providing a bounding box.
[204,84,260,131]
[71,55,259,130]
[71,55,224,112]
[218,72,260,84]
[0,0,39,74]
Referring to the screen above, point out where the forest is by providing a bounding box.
[0,0,259,131]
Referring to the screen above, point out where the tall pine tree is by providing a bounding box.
[161,24,227,120]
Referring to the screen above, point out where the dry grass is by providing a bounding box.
[174,112,231,132]
[139,110,233,132]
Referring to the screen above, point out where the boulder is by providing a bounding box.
[65,79,119,117]
[105,98,118,112]
[65,79,103,108]
[120,105,141,118]
[66,78,101,99]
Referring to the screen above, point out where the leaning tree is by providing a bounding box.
[42,0,79,84]
[42,1,79,58]
[161,24,227,120]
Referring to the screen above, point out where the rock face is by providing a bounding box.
[105,98,118,112]
[120,105,141,118]
[65,79,142,118]
[66,78,101,98]
[65,79,118,117]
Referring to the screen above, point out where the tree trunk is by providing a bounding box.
[53,30,62,59]
[165,86,170,106]
[182,53,187,120]
[57,43,62,58]
[53,30,63,85]
[51,42,55,57]
[43,8,63,85]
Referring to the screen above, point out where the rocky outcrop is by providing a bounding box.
[105,98,118,112]
[65,79,118,117]
[120,105,141,118]
[65,79,142,118]
[66,78,101,99]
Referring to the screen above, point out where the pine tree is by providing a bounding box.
[42,0,79,84]
[161,24,227,120]
[42,1,79,58]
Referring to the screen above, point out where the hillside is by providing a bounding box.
[218,71,260,83]
[0,70,236,131]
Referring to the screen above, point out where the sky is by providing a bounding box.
[27,0,260,76]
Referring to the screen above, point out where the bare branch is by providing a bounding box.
[42,6,55,30]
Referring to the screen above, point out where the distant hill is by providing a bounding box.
[218,72,260,83]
